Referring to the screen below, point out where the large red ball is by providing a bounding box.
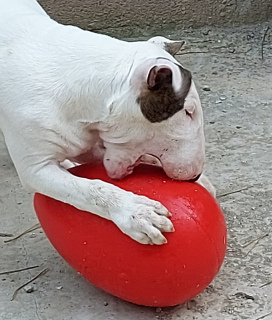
[34,164,227,307]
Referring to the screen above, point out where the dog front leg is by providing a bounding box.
[23,163,174,245]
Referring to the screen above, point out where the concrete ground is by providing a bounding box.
[1,22,272,320]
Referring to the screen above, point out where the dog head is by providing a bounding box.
[98,37,205,181]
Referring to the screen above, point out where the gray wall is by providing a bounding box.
[38,0,271,36]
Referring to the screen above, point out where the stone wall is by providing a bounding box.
[38,0,271,36]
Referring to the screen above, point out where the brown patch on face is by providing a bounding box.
[137,65,192,123]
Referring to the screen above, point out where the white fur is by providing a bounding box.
[0,0,215,245]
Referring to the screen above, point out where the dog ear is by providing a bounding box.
[147,36,185,56]
[135,61,192,123]
[147,65,173,90]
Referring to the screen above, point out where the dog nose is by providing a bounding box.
[188,173,201,182]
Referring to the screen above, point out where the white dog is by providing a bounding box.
[0,0,215,245]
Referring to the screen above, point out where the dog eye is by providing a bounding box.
[185,109,193,118]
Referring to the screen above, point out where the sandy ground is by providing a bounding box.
[0,22,271,320]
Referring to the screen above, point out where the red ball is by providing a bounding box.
[34,163,227,307]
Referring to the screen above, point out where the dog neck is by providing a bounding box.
[44,26,182,126]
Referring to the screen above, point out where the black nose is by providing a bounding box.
[188,174,201,182]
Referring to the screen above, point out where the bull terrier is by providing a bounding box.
[0,0,215,245]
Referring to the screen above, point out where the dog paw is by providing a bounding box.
[197,174,216,197]
[110,194,174,245]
